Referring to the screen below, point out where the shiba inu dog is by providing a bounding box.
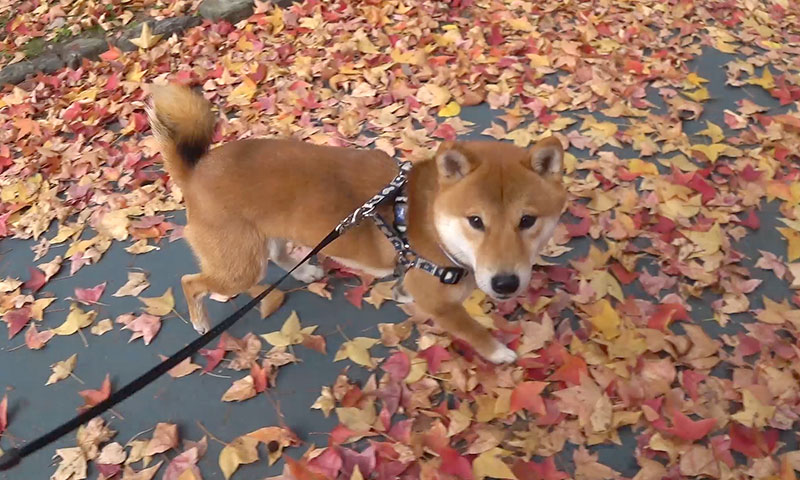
[147,84,567,364]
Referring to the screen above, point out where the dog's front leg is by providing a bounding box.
[404,269,517,364]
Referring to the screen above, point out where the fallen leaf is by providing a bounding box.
[129,22,163,49]
[334,337,379,368]
[162,356,202,378]
[139,288,175,316]
[78,374,111,411]
[47,353,78,385]
[113,272,150,297]
[52,304,97,336]
[219,436,259,479]
[221,375,257,402]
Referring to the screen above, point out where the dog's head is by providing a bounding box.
[432,137,567,300]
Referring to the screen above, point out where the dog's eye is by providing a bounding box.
[467,216,485,231]
[519,215,537,230]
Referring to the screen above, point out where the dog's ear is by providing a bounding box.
[436,142,476,183]
[529,136,564,176]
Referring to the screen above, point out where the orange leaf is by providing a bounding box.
[509,381,548,414]
[78,374,111,411]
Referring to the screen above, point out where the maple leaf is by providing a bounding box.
[47,353,78,386]
[139,288,175,316]
[0,394,7,436]
[219,436,259,479]
[438,446,474,480]
[74,282,106,305]
[119,313,162,345]
[473,447,516,480]
[161,356,202,378]
[90,319,114,336]
[52,304,97,336]
[113,272,150,297]
[144,423,179,456]
[23,266,46,292]
[163,443,204,480]
[509,381,548,415]
[121,461,163,480]
[25,322,54,349]
[52,447,88,480]
[77,374,111,412]
[222,375,257,402]
[418,344,452,374]
[129,22,163,49]
[334,337,379,368]
[4,306,31,339]
[261,311,316,347]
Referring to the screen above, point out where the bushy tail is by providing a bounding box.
[146,83,215,186]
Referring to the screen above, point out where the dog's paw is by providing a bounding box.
[485,341,517,364]
[291,263,325,283]
[192,319,210,335]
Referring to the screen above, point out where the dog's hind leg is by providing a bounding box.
[267,238,325,283]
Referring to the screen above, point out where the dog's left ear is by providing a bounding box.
[529,136,564,176]
[436,142,477,183]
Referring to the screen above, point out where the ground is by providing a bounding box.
[2,1,800,480]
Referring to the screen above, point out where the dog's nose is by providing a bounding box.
[491,274,520,296]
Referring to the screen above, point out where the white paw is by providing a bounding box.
[192,319,210,335]
[291,263,325,283]
[485,341,518,364]
[209,293,232,302]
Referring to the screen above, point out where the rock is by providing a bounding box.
[0,61,36,85]
[31,53,65,75]
[116,16,202,51]
[60,37,108,69]
[198,0,254,23]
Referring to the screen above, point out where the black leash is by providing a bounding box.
[0,229,340,472]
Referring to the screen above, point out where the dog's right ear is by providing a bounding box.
[436,142,476,183]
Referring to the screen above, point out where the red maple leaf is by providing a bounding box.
[730,423,778,459]
[549,354,587,386]
[78,374,111,412]
[510,381,548,415]
[74,282,106,304]
[286,456,330,480]
[24,267,47,292]
[740,209,760,230]
[343,282,369,309]
[647,303,688,331]
[438,446,473,480]
[418,345,452,374]
[251,362,269,393]
[656,409,717,442]
[0,394,7,435]
[4,306,31,339]
[381,351,410,381]
[199,341,226,373]
[512,457,570,480]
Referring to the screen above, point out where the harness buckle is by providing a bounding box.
[439,267,466,285]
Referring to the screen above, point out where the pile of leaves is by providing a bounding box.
[2,0,800,478]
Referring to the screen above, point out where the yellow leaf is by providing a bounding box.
[686,72,708,87]
[364,281,394,309]
[683,87,710,102]
[129,22,163,49]
[404,357,427,384]
[126,62,147,82]
[589,299,621,340]
[506,17,534,32]
[221,375,257,402]
[417,84,451,107]
[682,224,724,258]
[31,297,56,321]
[139,288,174,316]
[228,77,258,105]
[714,39,737,54]
[334,337,379,368]
[46,354,77,385]
[219,436,259,480]
[351,465,365,480]
[697,121,725,143]
[438,101,461,118]
[746,68,775,90]
[90,319,113,336]
[125,239,158,254]
[691,143,728,163]
[527,54,550,68]
[628,158,659,176]
[731,390,775,428]
[51,304,97,336]
[261,311,312,347]
[336,404,377,432]
[473,448,517,480]
[778,227,800,261]
[659,154,698,172]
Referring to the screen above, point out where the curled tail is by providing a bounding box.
[146,84,215,186]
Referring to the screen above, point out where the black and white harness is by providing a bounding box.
[335,161,468,285]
